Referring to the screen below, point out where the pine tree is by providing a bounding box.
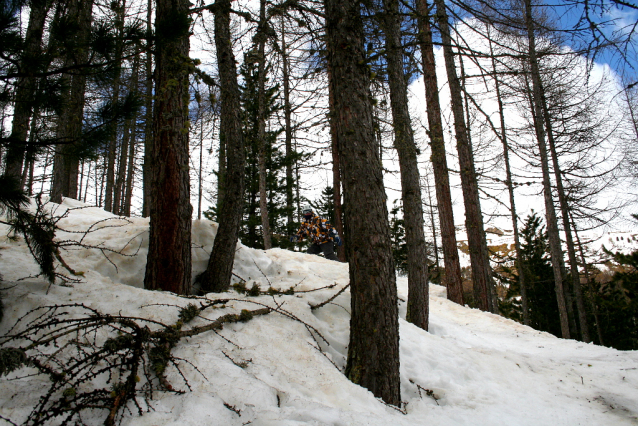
[519,213,562,337]
[238,57,288,250]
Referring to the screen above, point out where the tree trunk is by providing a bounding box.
[327,61,346,261]
[325,0,400,406]
[5,0,50,183]
[104,0,126,213]
[541,85,590,342]
[142,0,153,218]
[416,0,464,305]
[51,0,94,204]
[281,22,296,241]
[198,0,245,293]
[382,0,429,330]
[487,30,529,324]
[143,0,192,295]
[255,0,272,249]
[523,0,570,338]
[435,0,496,311]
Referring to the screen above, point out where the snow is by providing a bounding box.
[1,199,637,425]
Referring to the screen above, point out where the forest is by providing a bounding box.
[1,0,638,407]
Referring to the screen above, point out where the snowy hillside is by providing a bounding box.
[0,199,637,425]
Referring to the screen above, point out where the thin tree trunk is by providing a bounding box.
[425,176,440,272]
[487,30,529,324]
[382,0,429,330]
[541,86,590,342]
[198,103,204,220]
[434,0,495,312]
[256,0,272,249]
[281,21,299,243]
[84,162,91,202]
[104,0,126,212]
[325,0,400,405]
[198,0,245,293]
[144,0,192,295]
[5,0,50,183]
[123,57,140,216]
[523,0,570,338]
[114,116,130,215]
[327,61,346,261]
[51,0,94,203]
[416,0,464,305]
[142,0,153,218]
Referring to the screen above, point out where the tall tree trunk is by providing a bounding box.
[416,0,464,305]
[425,175,440,273]
[197,100,205,220]
[142,0,153,218]
[197,0,245,293]
[487,30,529,324]
[104,0,126,213]
[541,86,590,342]
[523,0,570,338]
[123,56,140,217]
[114,113,130,215]
[5,0,50,183]
[51,0,94,204]
[434,0,495,312]
[327,61,346,261]
[256,0,272,249]
[123,129,136,216]
[144,0,192,295]
[382,0,429,330]
[325,0,400,405]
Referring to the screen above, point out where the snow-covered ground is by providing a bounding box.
[0,199,637,425]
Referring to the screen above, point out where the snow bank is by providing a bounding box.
[0,199,637,425]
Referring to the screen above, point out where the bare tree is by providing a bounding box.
[416,0,464,305]
[434,0,496,312]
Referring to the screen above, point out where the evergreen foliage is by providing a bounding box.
[592,248,638,350]
[498,213,562,336]
[389,201,408,275]
[238,56,289,249]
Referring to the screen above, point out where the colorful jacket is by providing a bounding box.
[295,215,338,245]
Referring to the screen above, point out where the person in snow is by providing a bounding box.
[291,206,341,261]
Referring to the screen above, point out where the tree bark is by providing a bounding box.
[325,0,400,405]
[198,0,245,293]
[416,0,464,305]
[382,0,429,330]
[144,0,192,295]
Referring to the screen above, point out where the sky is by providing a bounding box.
[0,198,637,425]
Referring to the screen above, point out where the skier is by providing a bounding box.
[291,206,341,261]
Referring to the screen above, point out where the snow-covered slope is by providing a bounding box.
[0,199,637,425]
